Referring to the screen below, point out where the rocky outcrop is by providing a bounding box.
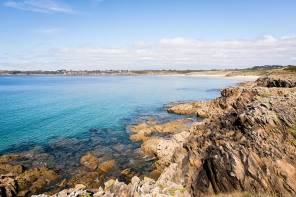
[168,79,295,118]
[256,75,296,87]
[159,76,296,196]
[129,119,191,142]
[140,130,190,172]
[128,119,193,172]
[0,164,59,197]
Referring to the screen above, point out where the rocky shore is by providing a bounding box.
[1,74,296,197]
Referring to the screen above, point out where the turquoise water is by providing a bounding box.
[0,75,243,180]
[0,75,242,153]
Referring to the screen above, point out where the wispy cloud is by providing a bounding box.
[2,35,296,70]
[35,28,61,34]
[3,0,73,13]
[90,0,103,7]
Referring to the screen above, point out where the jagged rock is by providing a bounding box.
[141,130,190,171]
[257,76,296,87]
[91,177,189,197]
[0,174,18,197]
[160,79,296,196]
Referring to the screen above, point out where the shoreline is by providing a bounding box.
[0,73,260,81]
[0,67,283,79]
[1,74,296,196]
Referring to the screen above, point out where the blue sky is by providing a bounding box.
[0,0,296,70]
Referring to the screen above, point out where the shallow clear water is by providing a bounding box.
[0,75,244,181]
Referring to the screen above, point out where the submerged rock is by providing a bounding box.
[80,153,104,171]
[98,160,117,173]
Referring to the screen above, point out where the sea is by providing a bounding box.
[0,75,244,182]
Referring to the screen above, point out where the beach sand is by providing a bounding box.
[186,74,260,81]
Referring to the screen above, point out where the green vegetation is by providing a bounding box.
[286,123,296,136]
[246,65,283,70]
[261,90,269,97]
[290,139,296,146]
[104,180,115,190]
[0,65,292,76]
[283,65,296,71]
[161,184,168,188]
[167,188,186,196]
[78,193,91,197]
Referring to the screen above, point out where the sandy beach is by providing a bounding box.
[166,73,260,81]
[186,74,260,81]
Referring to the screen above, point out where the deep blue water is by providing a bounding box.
[0,75,244,179]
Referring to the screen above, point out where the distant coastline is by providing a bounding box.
[0,65,291,79]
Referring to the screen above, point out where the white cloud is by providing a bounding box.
[1,35,296,70]
[3,0,73,13]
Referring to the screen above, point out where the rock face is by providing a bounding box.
[162,76,296,196]
[256,75,296,87]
